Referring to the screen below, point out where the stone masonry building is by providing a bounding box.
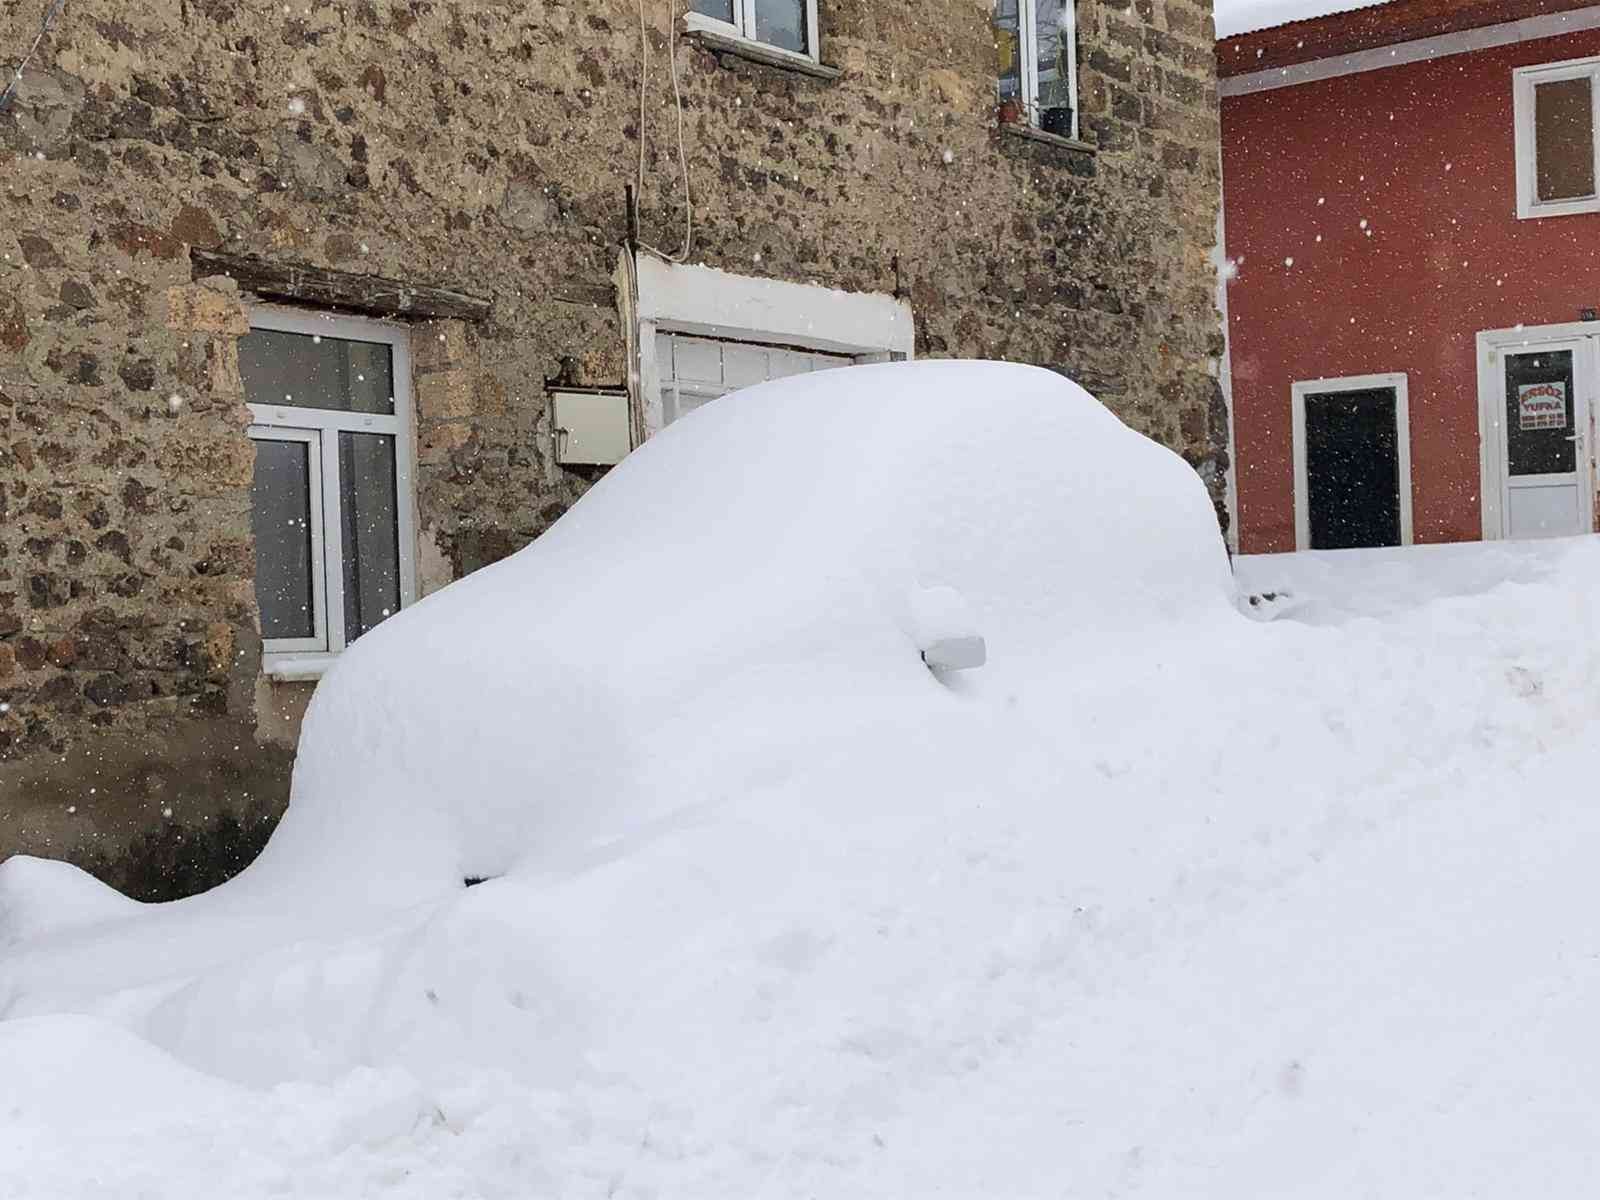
[1,0,1224,898]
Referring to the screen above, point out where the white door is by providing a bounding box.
[655,332,854,426]
[1494,338,1595,539]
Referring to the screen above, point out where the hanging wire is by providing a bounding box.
[635,0,694,263]
[0,0,68,115]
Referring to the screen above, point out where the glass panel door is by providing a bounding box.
[1502,346,1588,539]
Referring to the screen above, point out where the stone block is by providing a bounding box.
[415,368,475,421]
[165,285,250,336]
[412,321,472,373]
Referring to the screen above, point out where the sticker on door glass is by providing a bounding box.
[1518,381,1568,431]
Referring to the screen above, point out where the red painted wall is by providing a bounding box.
[1221,29,1600,553]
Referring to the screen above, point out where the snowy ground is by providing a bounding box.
[5,538,1596,1198]
[2,365,1598,1198]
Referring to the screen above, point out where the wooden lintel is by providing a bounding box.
[552,280,618,309]
[190,249,492,322]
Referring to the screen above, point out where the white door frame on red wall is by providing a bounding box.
[1289,372,1414,551]
[1476,322,1599,541]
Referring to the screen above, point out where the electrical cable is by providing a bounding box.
[0,0,69,115]
[635,0,694,264]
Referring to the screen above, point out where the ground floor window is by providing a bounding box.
[239,308,417,674]
[628,256,915,439]
[1290,374,1413,550]
[655,332,854,425]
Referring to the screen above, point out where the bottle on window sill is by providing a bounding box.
[1040,106,1074,138]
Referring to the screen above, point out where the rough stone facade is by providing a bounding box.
[0,0,1223,898]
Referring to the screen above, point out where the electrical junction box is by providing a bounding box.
[551,388,631,466]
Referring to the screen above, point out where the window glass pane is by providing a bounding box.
[1035,0,1073,129]
[691,0,735,21]
[251,438,317,641]
[993,0,1023,106]
[239,328,395,415]
[753,0,806,52]
[1505,351,1576,476]
[338,432,401,643]
[1534,76,1595,202]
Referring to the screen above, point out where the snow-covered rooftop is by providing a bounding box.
[1216,0,1390,39]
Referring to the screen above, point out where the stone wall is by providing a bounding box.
[0,0,1222,897]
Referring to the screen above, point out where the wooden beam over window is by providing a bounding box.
[190,250,492,322]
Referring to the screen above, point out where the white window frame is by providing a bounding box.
[245,305,418,681]
[1005,0,1080,140]
[683,0,821,65]
[625,255,915,439]
[1290,373,1413,551]
[655,332,857,425]
[1513,55,1600,220]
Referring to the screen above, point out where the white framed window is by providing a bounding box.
[656,332,854,425]
[1290,373,1413,551]
[685,0,820,63]
[1514,56,1600,219]
[239,306,417,680]
[626,255,915,438]
[993,0,1080,140]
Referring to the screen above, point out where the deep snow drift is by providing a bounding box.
[3,362,1600,1198]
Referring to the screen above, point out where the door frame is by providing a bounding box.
[1290,372,1414,551]
[1475,323,1598,540]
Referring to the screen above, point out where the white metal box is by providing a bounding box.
[551,389,631,466]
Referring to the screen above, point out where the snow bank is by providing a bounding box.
[4,360,1600,1198]
[254,358,1233,898]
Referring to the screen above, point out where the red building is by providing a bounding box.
[1220,0,1600,552]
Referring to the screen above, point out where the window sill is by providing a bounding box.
[1516,198,1600,220]
[1000,123,1096,155]
[682,29,841,80]
[263,654,336,683]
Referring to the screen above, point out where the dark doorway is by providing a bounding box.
[1303,387,1402,549]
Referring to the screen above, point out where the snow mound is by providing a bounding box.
[253,359,1233,898]
[0,856,139,949]
[8,361,1599,1198]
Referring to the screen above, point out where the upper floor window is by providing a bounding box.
[686,0,819,62]
[239,308,417,678]
[994,0,1079,141]
[1514,57,1600,219]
